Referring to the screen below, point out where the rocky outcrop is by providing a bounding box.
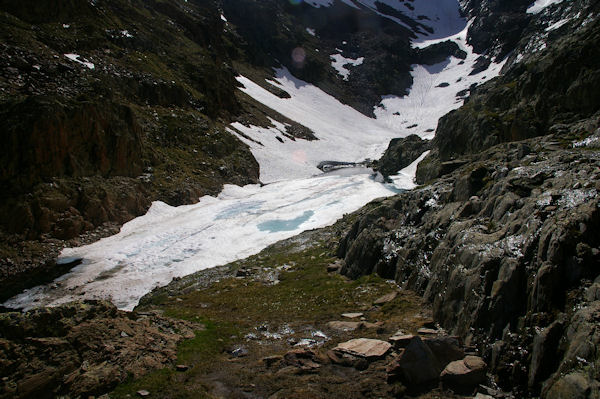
[418,0,600,184]
[414,40,467,66]
[339,131,600,397]
[0,300,198,399]
[376,134,432,178]
[1,97,144,188]
[459,0,532,60]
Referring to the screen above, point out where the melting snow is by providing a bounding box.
[527,0,564,14]
[64,53,95,70]
[234,68,409,183]
[330,54,364,80]
[4,172,399,311]
[374,23,507,139]
[388,150,430,189]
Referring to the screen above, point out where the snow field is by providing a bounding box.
[4,172,399,311]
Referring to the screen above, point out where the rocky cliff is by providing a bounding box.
[418,0,600,183]
[338,1,600,397]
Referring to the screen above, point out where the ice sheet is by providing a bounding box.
[4,171,405,311]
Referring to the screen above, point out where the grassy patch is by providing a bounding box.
[110,230,428,398]
[110,320,237,399]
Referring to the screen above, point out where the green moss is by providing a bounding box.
[111,230,426,398]
[110,320,235,398]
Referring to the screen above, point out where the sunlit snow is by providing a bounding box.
[233,69,408,183]
[374,23,507,139]
[527,0,564,14]
[330,53,364,80]
[64,53,95,70]
[4,171,400,311]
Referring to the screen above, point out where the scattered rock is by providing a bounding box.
[373,291,398,305]
[334,338,392,359]
[327,350,369,370]
[137,390,150,397]
[283,348,323,373]
[341,312,364,319]
[440,356,487,390]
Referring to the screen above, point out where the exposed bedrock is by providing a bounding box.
[339,133,600,397]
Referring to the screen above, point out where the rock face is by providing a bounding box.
[376,135,432,178]
[418,0,600,183]
[0,300,198,398]
[337,2,600,396]
[0,0,259,295]
[339,131,600,397]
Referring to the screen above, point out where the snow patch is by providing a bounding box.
[388,150,430,190]
[234,68,411,183]
[545,18,570,31]
[527,0,564,14]
[64,53,95,70]
[330,54,364,80]
[374,24,506,139]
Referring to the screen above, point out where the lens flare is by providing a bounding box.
[291,47,306,67]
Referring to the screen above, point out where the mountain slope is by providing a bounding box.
[1,0,599,398]
[337,0,600,397]
[0,0,260,299]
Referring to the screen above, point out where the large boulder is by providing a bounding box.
[376,135,432,178]
[386,336,442,386]
[440,356,488,391]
